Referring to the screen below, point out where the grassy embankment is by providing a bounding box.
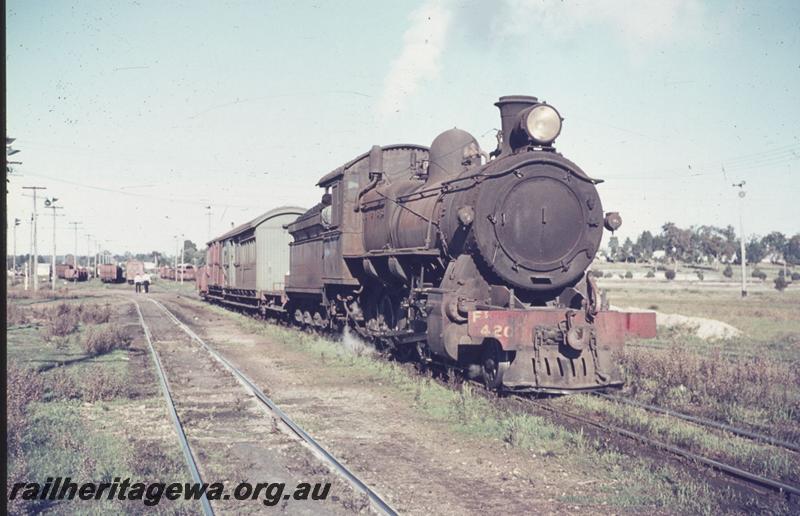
[6,290,193,515]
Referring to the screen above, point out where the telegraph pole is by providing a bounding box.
[180,234,185,284]
[45,198,63,290]
[22,186,46,291]
[86,233,93,278]
[27,213,33,290]
[732,181,747,297]
[69,221,82,282]
[13,218,21,273]
[174,235,178,280]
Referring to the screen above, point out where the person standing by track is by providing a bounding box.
[142,272,151,293]
[134,273,142,293]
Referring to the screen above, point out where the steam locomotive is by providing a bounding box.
[200,95,655,393]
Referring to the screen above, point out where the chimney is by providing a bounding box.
[495,95,538,156]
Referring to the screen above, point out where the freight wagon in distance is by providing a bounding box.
[125,260,145,284]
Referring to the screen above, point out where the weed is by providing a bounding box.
[79,303,113,324]
[43,368,83,401]
[7,363,45,457]
[83,324,133,356]
[6,303,30,326]
[85,371,129,401]
[45,316,78,339]
[620,346,800,441]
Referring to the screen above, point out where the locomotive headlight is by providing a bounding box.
[524,104,562,144]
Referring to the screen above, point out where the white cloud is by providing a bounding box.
[377,0,452,116]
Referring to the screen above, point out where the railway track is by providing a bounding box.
[134,299,215,516]
[593,392,800,453]
[513,395,800,500]
[143,298,398,516]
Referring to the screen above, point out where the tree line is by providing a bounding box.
[606,224,800,266]
[7,240,207,268]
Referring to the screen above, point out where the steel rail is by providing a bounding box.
[593,392,800,453]
[133,300,215,516]
[515,396,800,498]
[149,298,399,516]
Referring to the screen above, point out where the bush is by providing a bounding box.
[792,272,800,281]
[774,276,789,291]
[83,324,132,356]
[664,270,676,280]
[723,264,733,278]
[645,270,655,278]
[43,368,82,401]
[591,270,604,278]
[82,367,129,401]
[42,366,127,402]
[604,272,613,278]
[625,271,633,279]
[45,316,78,339]
[50,302,77,318]
[751,268,767,280]
[620,347,799,419]
[657,265,668,272]
[695,271,704,281]
[79,303,112,324]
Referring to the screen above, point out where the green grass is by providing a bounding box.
[148,279,198,296]
[195,301,786,514]
[6,317,130,374]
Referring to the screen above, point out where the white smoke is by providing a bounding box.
[341,325,376,357]
[377,0,453,116]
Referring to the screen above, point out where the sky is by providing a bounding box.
[6,0,800,259]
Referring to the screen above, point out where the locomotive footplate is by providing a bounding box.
[468,309,657,392]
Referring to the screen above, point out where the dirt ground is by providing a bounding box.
[153,292,636,515]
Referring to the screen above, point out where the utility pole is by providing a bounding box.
[27,213,33,290]
[86,234,93,278]
[22,186,46,291]
[69,221,82,282]
[732,181,747,297]
[174,235,178,281]
[45,198,63,291]
[180,234,185,284]
[13,218,21,274]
